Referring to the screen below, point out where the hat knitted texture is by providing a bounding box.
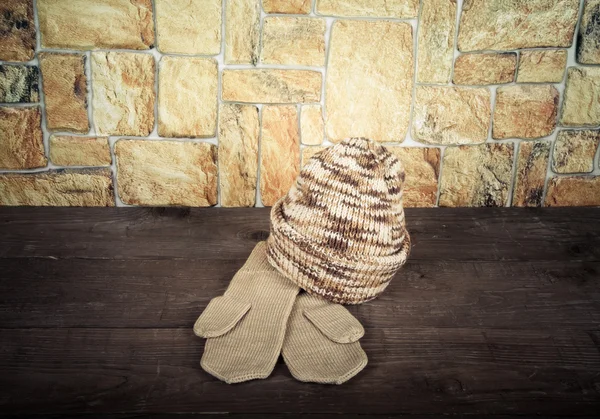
[266,137,411,305]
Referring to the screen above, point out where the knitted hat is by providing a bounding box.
[266,137,411,305]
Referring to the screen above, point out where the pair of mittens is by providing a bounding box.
[194,241,367,384]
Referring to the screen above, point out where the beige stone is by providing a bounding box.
[261,17,326,67]
[260,106,300,206]
[219,104,260,207]
[577,0,600,64]
[560,67,600,127]
[0,169,114,207]
[552,130,600,174]
[222,70,321,103]
[225,0,260,65]
[517,50,568,83]
[91,52,155,137]
[545,176,600,206]
[301,105,324,145]
[417,0,456,84]
[493,85,558,139]
[388,147,441,208]
[49,136,111,167]
[0,65,39,103]
[115,140,217,207]
[439,143,514,207]
[326,20,413,143]
[38,0,154,50]
[0,107,46,170]
[39,53,89,134]
[457,0,579,52]
[316,0,418,18]
[263,0,311,13]
[158,57,218,138]
[412,86,491,145]
[512,141,551,207]
[156,0,221,55]
[301,146,327,167]
[0,0,35,62]
[453,53,517,85]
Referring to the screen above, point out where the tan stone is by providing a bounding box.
[38,0,154,50]
[158,57,218,138]
[219,104,260,207]
[0,65,39,103]
[316,0,418,18]
[225,0,260,65]
[301,105,324,145]
[577,0,600,64]
[412,86,490,145]
[552,130,600,174]
[545,176,600,206]
[156,0,221,55]
[39,53,89,134]
[388,147,441,208]
[0,107,46,169]
[301,146,327,167]
[512,141,551,207]
[517,50,568,83]
[0,0,35,62]
[453,53,517,85]
[560,67,600,127]
[261,17,326,67]
[263,0,311,13]
[222,70,321,104]
[439,143,514,207]
[115,140,217,207]
[326,20,413,143]
[91,52,155,137]
[457,0,579,51]
[260,106,300,206]
[417,0,456,84]
[49,136,111,167]
[493,85,558,139]
[0,169,114,207]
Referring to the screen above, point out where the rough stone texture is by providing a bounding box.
[517,50,568,83]
[222,70,321,103]
[493,85,559,139]
[457,0,579,52]
[326,20,413,143]
[260,105,300,206]
[39,53,89,134]
[545,176,600,206]
[560,67,600,127]
[316,0,418,18]
[552,130,600,174]
[0,169,114,207]
[417,0,456,84]
[512,140,551,207]
[261,17,326,67]
[0,0,35,62]
[301,146,327,167]
[412,86,491,145]
[388,147,441,208]
[91,52,155,137]
[158,57,218,138]
[219,104,260,208]
[301,105,324,145]
[225,0,260,65]
[156,0,220,55]
[0,107,46,169]
[38,0,154,50]
[115,140,217,207]
[577,0,600,64]
[439,143,515,207]
[49,136,111,167]
[0,65,39,103]
[263,0,311,13]
[453,53,517,85]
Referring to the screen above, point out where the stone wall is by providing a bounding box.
[0,0,599,207]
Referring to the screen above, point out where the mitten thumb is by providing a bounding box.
[193,295,251,338]
[304,299,364,344]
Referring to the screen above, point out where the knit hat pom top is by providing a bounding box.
[267,137,411,305]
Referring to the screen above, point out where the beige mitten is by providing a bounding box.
[194,241,299,383]
[282,293,368,384]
